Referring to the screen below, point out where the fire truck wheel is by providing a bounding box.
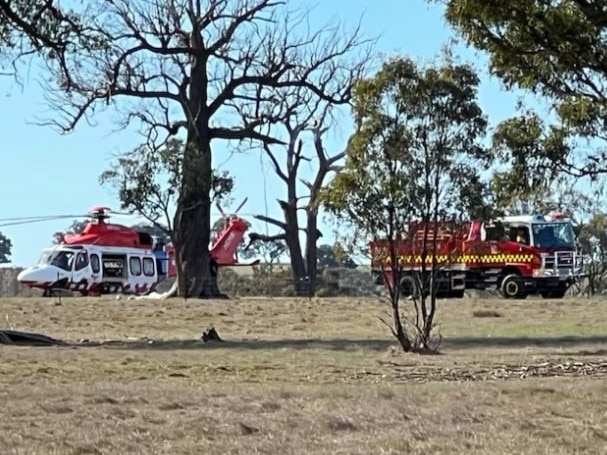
[500,274,527,299]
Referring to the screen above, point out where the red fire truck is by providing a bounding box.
[370,212,585,299]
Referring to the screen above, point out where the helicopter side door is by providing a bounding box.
[71,250,93,292]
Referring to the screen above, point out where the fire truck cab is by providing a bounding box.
[476,212,583,299]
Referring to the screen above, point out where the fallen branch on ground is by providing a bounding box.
[0,330,65,346]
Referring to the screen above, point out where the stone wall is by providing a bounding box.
[0,267,41,297]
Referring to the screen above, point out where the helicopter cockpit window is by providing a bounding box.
[48,250,76,271]
[38,251,50,265]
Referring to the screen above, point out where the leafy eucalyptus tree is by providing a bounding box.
[321,55,489,353]
[437,0,607,178]
[0,231,11,263]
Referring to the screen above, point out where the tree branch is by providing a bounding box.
[253,214,287,230]
[245,231,287,250]
[210,126,285,145]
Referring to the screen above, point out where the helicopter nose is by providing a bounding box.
[17,266,63,286]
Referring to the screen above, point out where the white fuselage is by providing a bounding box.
[17,244,159,295]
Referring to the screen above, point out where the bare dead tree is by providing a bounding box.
[35,0,373,298]
[241,88,356,295]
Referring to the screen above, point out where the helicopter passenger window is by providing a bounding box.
[90,254,100,273]
[75,252,89,271]
[129,257,142,276]
[142,257,155,276]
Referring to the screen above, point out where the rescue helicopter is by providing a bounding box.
[9,199,259,297]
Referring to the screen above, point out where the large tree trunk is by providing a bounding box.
[172,135,222,298]
[280,199,309,296]
[171,39,223,299]
[304,209,319,294]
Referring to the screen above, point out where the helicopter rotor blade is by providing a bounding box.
[0,207,141,228]
[233,197,248,214]
[86,206,143,219]
[0,215,83,228]
[105,211,144,219]
[215,202,227,217]
[105,209,137,216]
[0,214,87,223]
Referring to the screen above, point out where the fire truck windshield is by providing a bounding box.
[532,222,576,249]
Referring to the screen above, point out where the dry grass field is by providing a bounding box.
[0,294,607,454]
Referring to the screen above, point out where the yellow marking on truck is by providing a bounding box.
[459,254,535,263]
[384,253,536,264]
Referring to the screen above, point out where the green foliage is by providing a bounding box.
[439,0,607,176]
[438,0,606,98]
[322,55,491,241]
[577,213,607,294]
[578,214,607,257]
[0,230,11,263]
[131,222,171,245]
[239,237,286,264]
[52,219,88,244]
[100,138,234,237]
[0,1,89,62]
[489,113,574,212]
[317,243,357,268]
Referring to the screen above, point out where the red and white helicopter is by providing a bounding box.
[10,199,259,297]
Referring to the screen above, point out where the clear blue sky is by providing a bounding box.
[0,0,530,267]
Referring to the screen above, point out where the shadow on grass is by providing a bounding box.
[75,335,607,352]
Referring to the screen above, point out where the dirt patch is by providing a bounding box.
[472,309,502,318]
